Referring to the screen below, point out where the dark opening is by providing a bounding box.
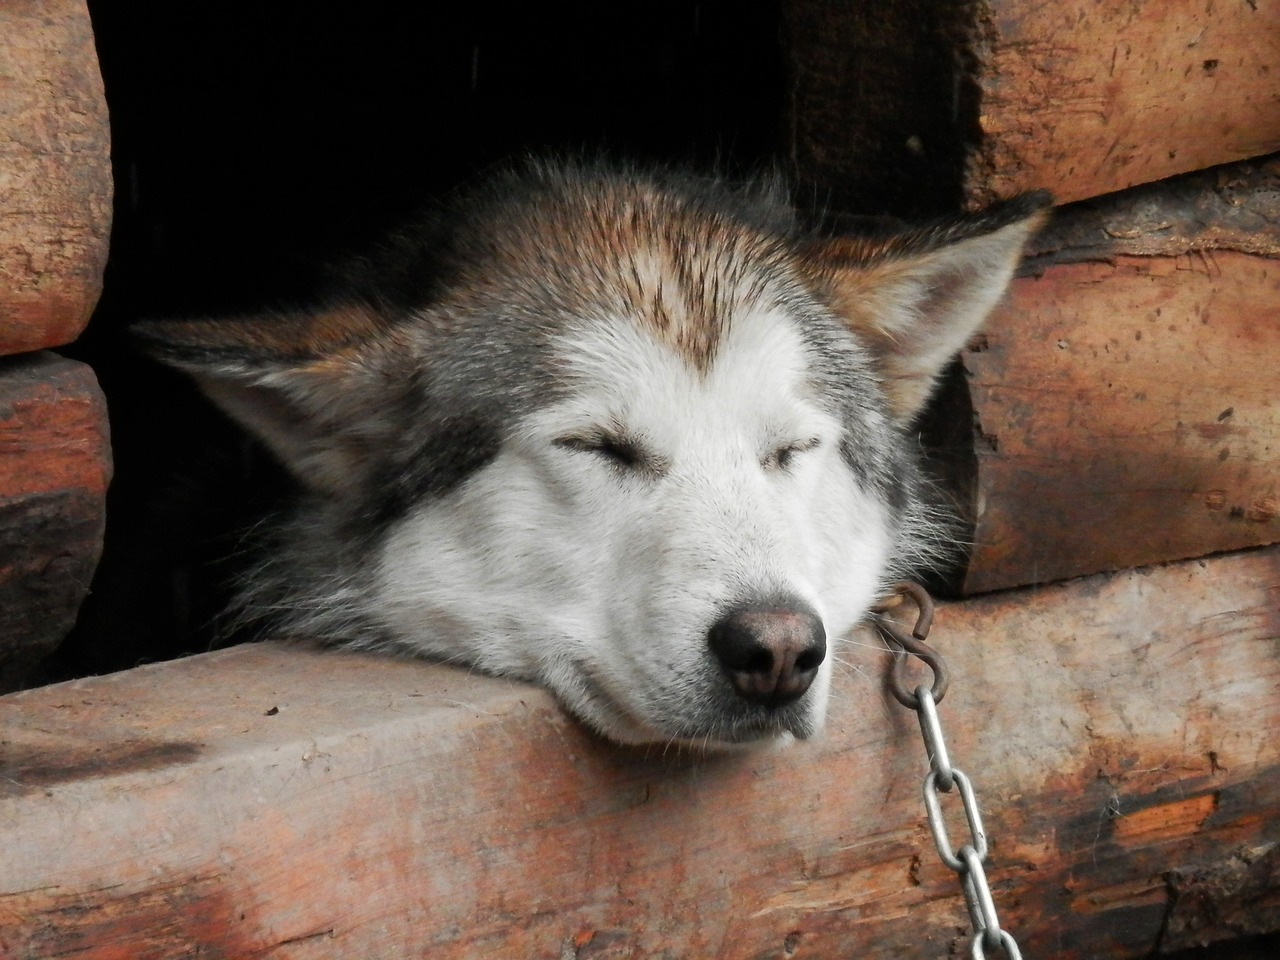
[45,1,784,681]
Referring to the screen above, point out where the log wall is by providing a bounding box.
[958,250,1278,593]
[0,353,111,688]
[0,0,112,353]
[938,159,1280,593]
[965,0,1280,206]
[1,548,1277,958]
[784,0,1280,212]
[788,0,1280,594]
[0,0,112,690]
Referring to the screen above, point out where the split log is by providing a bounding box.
[1,547,1277,959]
[0,353,112,691]
[784,0,1280,213]
[933,158,1280,594]
[0,0,112,354]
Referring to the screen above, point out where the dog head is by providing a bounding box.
[139,163,1048,745]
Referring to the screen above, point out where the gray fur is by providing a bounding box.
[138,160,1048,743]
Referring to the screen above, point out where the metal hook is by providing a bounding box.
[873,581,949,709]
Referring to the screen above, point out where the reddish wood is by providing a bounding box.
[1,548,1277,959]
[0,0,112,354]
[917,158,1280,594]
[784,1,1280,212]
[950,250,1279,594]
[0,353,112,690]
[968,0,1280,206]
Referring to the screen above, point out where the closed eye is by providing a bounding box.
[765,437,822,471]
[555,432,651,471]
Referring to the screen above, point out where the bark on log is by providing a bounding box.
[0,353,112,691]
[1,547,1277,959]
[784,0,1280,214]
[1026,156,1280,264]
[0,0,112,354]
[933,159,1280,594]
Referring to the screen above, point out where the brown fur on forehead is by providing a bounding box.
[443,166,794,371]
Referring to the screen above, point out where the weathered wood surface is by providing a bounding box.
[0,0,112,354]
[953,251,1280,593]
[0,353,112,691]
[937,161,1280,595]
[1028,155,1280,264]
[1,547,1277,959]
[784,0,1280,214]
[967,0,1280,207]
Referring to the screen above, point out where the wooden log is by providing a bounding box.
[1025,155,1280,263]
[0,0,112,355]
[0,353,112,691]
[933,158,1280,594]
[966,0,1280,206]
[784,0,1280,213]
[1,547,1277,959]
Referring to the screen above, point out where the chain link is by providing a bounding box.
[875,583,1024,960]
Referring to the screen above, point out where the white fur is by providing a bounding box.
[375,303,892,744]
[144,165,1046,747]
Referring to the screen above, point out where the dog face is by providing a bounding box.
[139,163,1047,745]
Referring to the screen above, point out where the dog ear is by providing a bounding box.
[804,192,1051,421]
[135,304,411,496]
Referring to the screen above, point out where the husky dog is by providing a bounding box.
[138,161,1047,746]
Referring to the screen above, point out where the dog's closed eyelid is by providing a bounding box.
[764,437,822,470]
[554,432,646,469]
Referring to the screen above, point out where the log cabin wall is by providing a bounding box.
[785,0,1280,595]
[29,0,788,686]
[1,1,1278,958]
[0,0,112,690]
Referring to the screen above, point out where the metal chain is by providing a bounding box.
[874,582,1024,960]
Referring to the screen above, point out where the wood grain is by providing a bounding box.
[1027,156,1280,264]
[0,353,112,690]
[783,0,1280,213]
[969,0,1280,206]
[948,249,1279,594]
[0,0,112,354]
[1,547,1276,958]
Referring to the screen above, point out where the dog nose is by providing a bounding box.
[707,604,827,707]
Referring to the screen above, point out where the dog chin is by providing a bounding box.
[577,699,821,750]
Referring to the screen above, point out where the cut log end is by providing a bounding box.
[0,353,111,690]
[0,0,112,353]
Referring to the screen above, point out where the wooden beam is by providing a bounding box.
[955,250,1280,592]
[0,0,111,354]
[2,547,1278,958]
[932,159,1280,594]
[783,0,1280,213]
[0,353,111,691]
[966,0,1280,206]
